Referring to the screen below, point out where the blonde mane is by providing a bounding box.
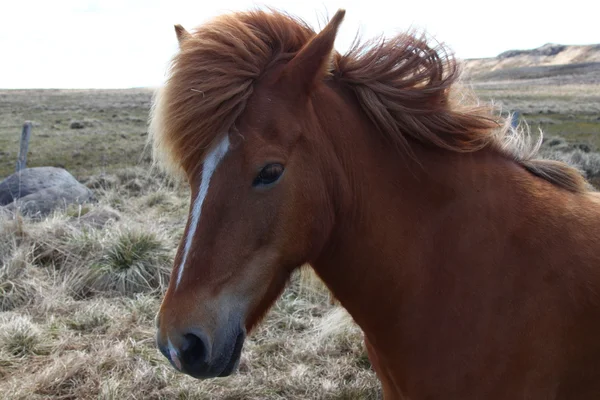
[148,8,587,192]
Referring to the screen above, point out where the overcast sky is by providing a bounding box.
[1,0,598,89]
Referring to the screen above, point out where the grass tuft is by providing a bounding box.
[66,304,111,334]
[0,314,45,357]
[0,256,37,312]
[78,228,171,296]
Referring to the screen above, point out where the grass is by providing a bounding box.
[81,228,171,296]
[0,255,38,312]
[524,114,600,149]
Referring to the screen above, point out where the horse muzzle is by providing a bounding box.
[156,323,246,379]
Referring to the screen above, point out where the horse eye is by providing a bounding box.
[253,163,284,187]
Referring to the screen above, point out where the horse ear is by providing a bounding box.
[174,24,191,47]
[281,9,346,95]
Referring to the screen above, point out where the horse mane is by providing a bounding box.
[149,8,588,193]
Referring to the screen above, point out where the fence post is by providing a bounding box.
[16,121,32,173]
[511,111,520,129]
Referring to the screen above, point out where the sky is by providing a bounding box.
[1,0,598,89]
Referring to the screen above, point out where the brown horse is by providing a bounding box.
[150,8,600,399]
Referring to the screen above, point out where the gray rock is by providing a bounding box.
[0,167,94,217]
[70,121,85,129]
[534,43,566,57]
[69,119,98,129]
[74,206,121,229]
[0,167,79,206]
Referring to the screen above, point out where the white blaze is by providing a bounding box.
[175,135,230,289]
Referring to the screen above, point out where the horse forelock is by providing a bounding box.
[148,9,316,179]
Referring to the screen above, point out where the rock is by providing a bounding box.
[74,206,121,229]
[70,121,85,129]
[0,167,94,217]
[69,119,98,129]
[546,137,566,147]
[0,167,79,206]
[534,43,566,57]
[3,186,94,217]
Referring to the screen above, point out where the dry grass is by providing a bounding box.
[0,248,39,312]
[0,169,380,399]
[539,140,600,189]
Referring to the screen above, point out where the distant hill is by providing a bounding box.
[462,43,600,84]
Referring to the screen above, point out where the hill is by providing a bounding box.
[462,43,600,84]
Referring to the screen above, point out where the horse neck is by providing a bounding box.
[309,84,532,344]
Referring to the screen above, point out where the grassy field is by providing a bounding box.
[0,89,154,181]
[0,74,599,399]
[469,81,600,147]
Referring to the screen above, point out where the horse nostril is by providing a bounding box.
[180,331,210,367]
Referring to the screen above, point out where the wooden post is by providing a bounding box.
[16,121,32,173]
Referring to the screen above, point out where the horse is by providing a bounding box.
[149,8,600,399]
